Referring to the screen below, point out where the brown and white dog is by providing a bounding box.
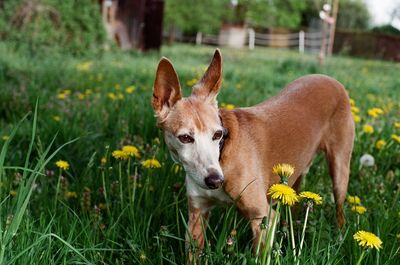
[152,49,354,257]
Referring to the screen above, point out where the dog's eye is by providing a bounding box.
[212,130,223,141]
[178,134,194,144]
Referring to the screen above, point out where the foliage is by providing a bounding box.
[336,0,370,30]
[0,0,105,54]
[371,24,400,36]
[164,0,230,34]
[1,43,400,264]
[246,0,306,29]
[300,0,371,30]
[165,0,307,34]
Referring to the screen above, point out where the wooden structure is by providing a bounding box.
[99,0,164,51]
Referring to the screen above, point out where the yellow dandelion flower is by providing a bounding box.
[125,86,135,94]
[391,134,400,143]
[65,191,78,199]
[63,90,71,95]
[349,98,355,106]
[351,205,367,215]
[352,113,361,123]
[353,231,383,250]
[57,93,68,100]
[9,190,17,197]
[77,93,85,100]
[367,108,384,118]
[140,253,147,261]
[117,92,124,100]
[272,163,295,179]
[76,61,92,71]
[100,157,107,166]
[107,92,117,101]
[221,103,235,110]
[347,195,361,204]
[52,115,60,122]
[56,160,70,170]
[267,183,299,206]
[142,159,161,169]
[395,122,400,128]
[186,78,198,87]
[363,124,374,134]
[2,135,9,141]
[174,164,182,174]
[85,89,93,96]
[112,150,128,160]
[299,191,323,205]
[351,106,360,113]
[122,145,141,158]
[375,140,386,149]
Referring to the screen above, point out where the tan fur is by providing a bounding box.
[152,50,355,261]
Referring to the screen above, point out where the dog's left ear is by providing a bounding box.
[192,49,223,106]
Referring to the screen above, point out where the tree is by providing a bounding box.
[164,0,230,35]
[300,0,371,30]
[246,0,306,29]
[336,0,370,30]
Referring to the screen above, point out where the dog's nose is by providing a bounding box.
[204,172,224,189]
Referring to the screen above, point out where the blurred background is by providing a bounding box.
[1,0,399,61]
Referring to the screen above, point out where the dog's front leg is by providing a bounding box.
[228,177,269,254]
[186,199,210,264]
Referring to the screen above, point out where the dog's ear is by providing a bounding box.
[192,49,222,106]
[152,58,182,121]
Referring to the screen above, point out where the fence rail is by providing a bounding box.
[169,29,331,54]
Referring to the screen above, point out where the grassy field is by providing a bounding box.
[1,43,399,264]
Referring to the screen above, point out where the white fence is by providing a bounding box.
[179,29,331,54]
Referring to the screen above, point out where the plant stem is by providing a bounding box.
[101,169,110,215]
[127,158,132,205]
[255,227,266,263]
[54,169,62,210]
[0,244,5,265]
[118,162,123,209]
[264,202,281,265]
[356,250,366,265]
[288,205,297,261]
[296,205,310,265]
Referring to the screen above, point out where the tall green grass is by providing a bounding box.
[0,43,399,264]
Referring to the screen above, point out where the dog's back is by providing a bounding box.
[219,74,354,226]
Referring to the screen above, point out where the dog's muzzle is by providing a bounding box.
[204,170,224,189]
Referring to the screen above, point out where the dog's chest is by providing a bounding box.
[186,177,232,211]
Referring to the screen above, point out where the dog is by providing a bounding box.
[151,49,354,258]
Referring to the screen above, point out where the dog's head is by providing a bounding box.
[152,50,225,190]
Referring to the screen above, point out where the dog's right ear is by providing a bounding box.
[152,58,182,121]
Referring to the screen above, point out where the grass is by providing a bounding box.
[0,42,399,264]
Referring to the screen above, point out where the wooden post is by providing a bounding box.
[248,28,255,50]
[196,32,202,45]
[327,0,339,56]
[299,30,305,53]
